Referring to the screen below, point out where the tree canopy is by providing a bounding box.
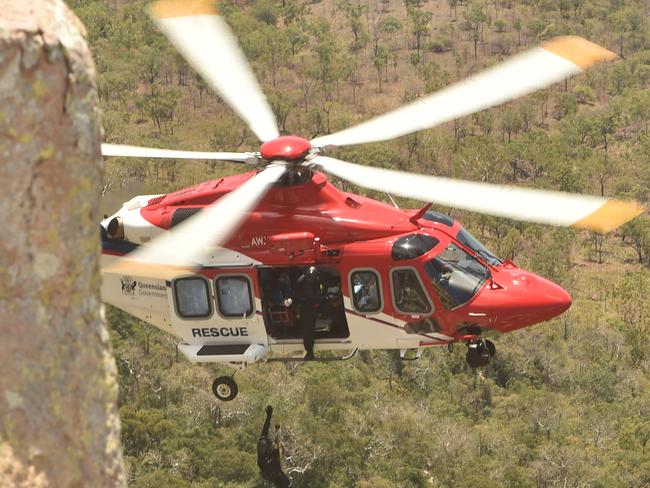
[71,0,650,485]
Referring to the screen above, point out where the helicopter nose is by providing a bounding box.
[466,269,572,331]
[529,275,572,318]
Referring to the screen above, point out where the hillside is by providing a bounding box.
[71,0,649,486]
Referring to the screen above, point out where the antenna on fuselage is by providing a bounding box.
[385,193,399,209]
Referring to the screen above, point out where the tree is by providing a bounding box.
[554,92,577,120]
[475,111,494,136]
[131,471,191,488]
[286,23,309,56]
[139,45,161,95]
[501,107,523,142]
[611,7,644,57]
[373,43,389,92]
[258,24,290,87]
[193,72,208,105]
[370,12,402,83]
[587,231,606,264]
[614,271,650,365]
[309,19,341,91]
[98,70,136,103]
[417,60,450,93]
[448,0,459,20]
[296,54,319,112]
[338,0,369,51]
[620,217,650,264]
[278,0,309,24]
[574,85,596,104]
[627,89,650,133]
[406,5,432,57]
[585,110,619,196]
[526,17,552,41]
[512,16,522,46]
[341,53,362,103]
[137,88,180,137]
[269,90,292,133]
[532,90,550,124]
[173,51,188,86]
[253,0,278,25]
[74,0,112,43]
[463,4,489,58]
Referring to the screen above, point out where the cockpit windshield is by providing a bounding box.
[424,242,490,309]
[457,227,502,266]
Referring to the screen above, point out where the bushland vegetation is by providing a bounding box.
[71,0,649,486]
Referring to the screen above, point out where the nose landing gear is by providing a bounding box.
[466,339,496,369]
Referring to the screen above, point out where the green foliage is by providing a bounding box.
[406,4,433,55]
[131,470,191,488]
[74,0,650,485]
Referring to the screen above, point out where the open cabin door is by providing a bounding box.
[258,265,350,351]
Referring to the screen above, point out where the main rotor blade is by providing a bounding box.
[313,156,644,233]
[312,37,615,148]
[101,143,258,163]
[149,0,279,142]
[106,164,286,273]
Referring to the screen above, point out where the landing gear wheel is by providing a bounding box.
[466,340,493,369]
[212,376,238,401]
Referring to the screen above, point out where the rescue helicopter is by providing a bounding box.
[100,0,644,401]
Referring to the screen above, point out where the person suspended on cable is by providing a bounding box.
[257,405,292,488]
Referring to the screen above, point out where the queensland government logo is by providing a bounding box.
[120,276,137,296]
[120,276,166,299]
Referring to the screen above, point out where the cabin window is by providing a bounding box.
[392,233,439,261]
[215,276,253,318]
[174,277,212,318]
[350,269,382,313]
[391,268,432,315]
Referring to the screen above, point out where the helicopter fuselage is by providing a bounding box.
[101,171,571,365]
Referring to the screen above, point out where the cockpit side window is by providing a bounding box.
[391,268,432,315]
[392,234,440,261]
[422,210,454,226]
[424,243,489,309]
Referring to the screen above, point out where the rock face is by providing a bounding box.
[0,1,125,486]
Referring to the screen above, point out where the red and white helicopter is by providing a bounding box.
[101,0,644,401]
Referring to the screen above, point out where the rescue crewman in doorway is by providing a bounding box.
[296,266,321,360]
[257,405,292,487]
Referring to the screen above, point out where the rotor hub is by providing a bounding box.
[260,135,313,162]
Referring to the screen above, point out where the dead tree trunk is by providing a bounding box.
[0,1,125,486]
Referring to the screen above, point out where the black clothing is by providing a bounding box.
[257,407,292,488]
[257,407,274,470]
[296,267,321,303]
[296,267,321,359]
[260,408,272,441]
[300,305,317,359]
[264,469,292,488]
